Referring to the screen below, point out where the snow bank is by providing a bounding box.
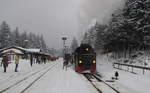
[96,54,150,93]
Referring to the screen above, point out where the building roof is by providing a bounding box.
[0,46,51,56]
[1,48,24,54]
[0,46,41,54]
[25,49,41,53]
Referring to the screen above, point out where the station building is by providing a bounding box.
[0,46,51,62]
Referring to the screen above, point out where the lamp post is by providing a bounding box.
[62,37,67,58]
[24,39,29,48]
[24,39,29,60]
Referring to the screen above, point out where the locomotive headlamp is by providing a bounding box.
[86,48,89,51]
[93,60,96,63]
[79,60,82,63]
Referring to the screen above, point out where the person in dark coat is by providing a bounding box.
[30,55,33,67]
[1,55,9,73]
[115,71,119,80]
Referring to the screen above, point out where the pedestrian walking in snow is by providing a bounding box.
[63,59,65,69]
[15,55,19,72]
[30,55,33,67]
[43,57,46,64]
[63,59,68,70]
[115,71,119,80]
[1,54,9,73]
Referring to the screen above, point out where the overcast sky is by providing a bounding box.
[0,0,123,49]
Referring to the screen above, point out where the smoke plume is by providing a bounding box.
[79,0,125,32]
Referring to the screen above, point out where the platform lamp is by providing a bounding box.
[62,37,67,59]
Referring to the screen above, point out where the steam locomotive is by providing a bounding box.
[73,44,96,73]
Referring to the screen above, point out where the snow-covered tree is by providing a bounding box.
[0,21,11,48]
[94,24,108,51]
[0,21,53,54]
[20,31,28,48]
[81,20,98,47]
[11,27,20,46]
[40,35,47,52]
[100,0,150,58]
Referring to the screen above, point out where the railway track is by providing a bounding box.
[83,73,121,93]
[20,63,57,93]
[0,63,58,93]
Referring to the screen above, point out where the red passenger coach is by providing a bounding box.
[73,44,96,73]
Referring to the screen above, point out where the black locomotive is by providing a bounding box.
[73,44,96,73]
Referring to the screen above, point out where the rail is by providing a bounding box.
[83,73,120,93]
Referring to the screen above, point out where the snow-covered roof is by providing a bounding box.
[0,46,41,54]
[0,46,53,56]
[1,48,24,54]
[13,46,41,53]
[0,46,26,52]
[25,49,41,53]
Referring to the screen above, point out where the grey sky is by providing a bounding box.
[0,0,123,49]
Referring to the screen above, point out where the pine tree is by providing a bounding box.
[0,21,51,54]
[40,35,47,52]
[81,21,98,47]
[0,21,11,48]
[94,24,108,51]
[20,31,28,48]
[101,0,150,58]
[12,27,20,46]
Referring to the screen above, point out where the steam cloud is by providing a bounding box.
[79,0,124,32]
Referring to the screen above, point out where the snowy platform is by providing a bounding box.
[0,58,98,93]
[1,56,150,93]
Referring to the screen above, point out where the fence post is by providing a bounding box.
[143,69,145,75]
[127,66,129,71]
[120,64,122,70]
[113,63,115,68]
[132,66,133,73]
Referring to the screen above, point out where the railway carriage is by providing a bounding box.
[73,44,96,73]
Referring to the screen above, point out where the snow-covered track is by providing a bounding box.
[0,63,58,93]
[83,73,102,93]
[83,73,121,93]
[20,63,57,93]
[93,74,120,93]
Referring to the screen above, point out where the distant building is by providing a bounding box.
[0,46,51,60]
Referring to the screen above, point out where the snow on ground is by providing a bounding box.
[97,54,150,93]
[0,59,53,91]
[24,58,98,93]
[0,58,98,93]
[1,55,150,93]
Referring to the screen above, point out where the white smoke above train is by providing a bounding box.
[79,0,125,31]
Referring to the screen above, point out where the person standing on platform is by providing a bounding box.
[1,54,9,73]
[115,71,119,80]
[15,55,19,72]
[30,55,33,67]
